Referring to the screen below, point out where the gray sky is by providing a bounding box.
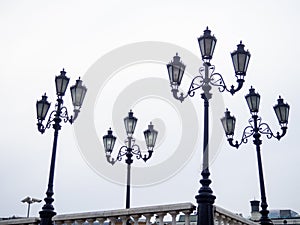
[0,0,299,219]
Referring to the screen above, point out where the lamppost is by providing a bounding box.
[221,87,290,225]
[21,196,42,218]
[36,69,87,225]
[166,27,251,225]
[102,110,158,209]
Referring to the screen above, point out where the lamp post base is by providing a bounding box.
[260,209,273,225]
[260,218,273,225]
[195,169,216,225]
[39,210,56,225]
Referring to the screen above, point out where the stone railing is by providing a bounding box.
[52,202,195,225]
[214,205,258,225]
[0,217,40,225]
[0,202,258,225]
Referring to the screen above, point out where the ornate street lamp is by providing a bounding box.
[36,69,87,225]
[221,87,290,225]
[166,27,251,225]
[103,110,158,209]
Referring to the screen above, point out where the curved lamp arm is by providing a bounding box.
[131,144,154,162]
[171,88,189,103]
[227,138,240,149]
[69,109,80,124]
[209,72,244,95]
[258,122,287,140]
[226,124,254,149]
[274,127,287,140]
[141,150,153,162]
[106,155,117,165]
[106,146,128,165]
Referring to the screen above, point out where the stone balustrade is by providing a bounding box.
[0,202,258,225]
[0,217,40,225]
[52,202,195,225]
[214,205,258,225]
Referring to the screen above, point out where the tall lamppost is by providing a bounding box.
[36,69,87,225]
[102,110,158,209]
[21,197,42,218]
[166,27,251,225]
[221,87,290,225]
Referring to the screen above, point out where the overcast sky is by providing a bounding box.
[0,0,299,219]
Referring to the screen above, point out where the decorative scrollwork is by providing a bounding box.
[37,103,73,134]
[241,125,254,143]
[256,117,287,140]
[227,115,288,151]
[45,111,56,129]
[188,75,204,97]
[107,143,154,165]
[227,121,254,149]
[60,106,71,123]
[105,145,129,165]
[131,144,142,159]
[116,146,128,161]
[209,73,227,92]
[131,144,153,162]
[258,123,273,139]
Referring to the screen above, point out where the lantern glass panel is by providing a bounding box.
[274,97,290,125]
[231,42,251,76]
[167,54,185,86]
[198,27,217,61]
[103,129,116,153]
[36,95,51,121]
[205,38,212,56]
[124,111,138,136]
[221,110,236,136]
[70,78,87,109]
[245,87,260,113]
[55,69,70,96]
[144,123,158,150]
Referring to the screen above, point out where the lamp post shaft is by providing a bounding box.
[196,63,215,225]
[126,163,131,209]
[39,99,63,225]
[252,115,273,225]
[125,137,133,209]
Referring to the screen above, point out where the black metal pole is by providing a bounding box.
[196,63,216,225]
[39,98,63,225]
[125,137,133,209]
[27,203,30,218]
[126,162,131,209]
[253,115,273,225]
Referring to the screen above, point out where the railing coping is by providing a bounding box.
[0,203,258,224]
[53,202,196,221]
[214,205,258,225]
[0,217,40,225]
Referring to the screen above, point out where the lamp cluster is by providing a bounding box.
[167,27,251,103]
[102,110,158,208]
[103,110,158,161]
[36,69,87,133]
[221,86,290,144]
